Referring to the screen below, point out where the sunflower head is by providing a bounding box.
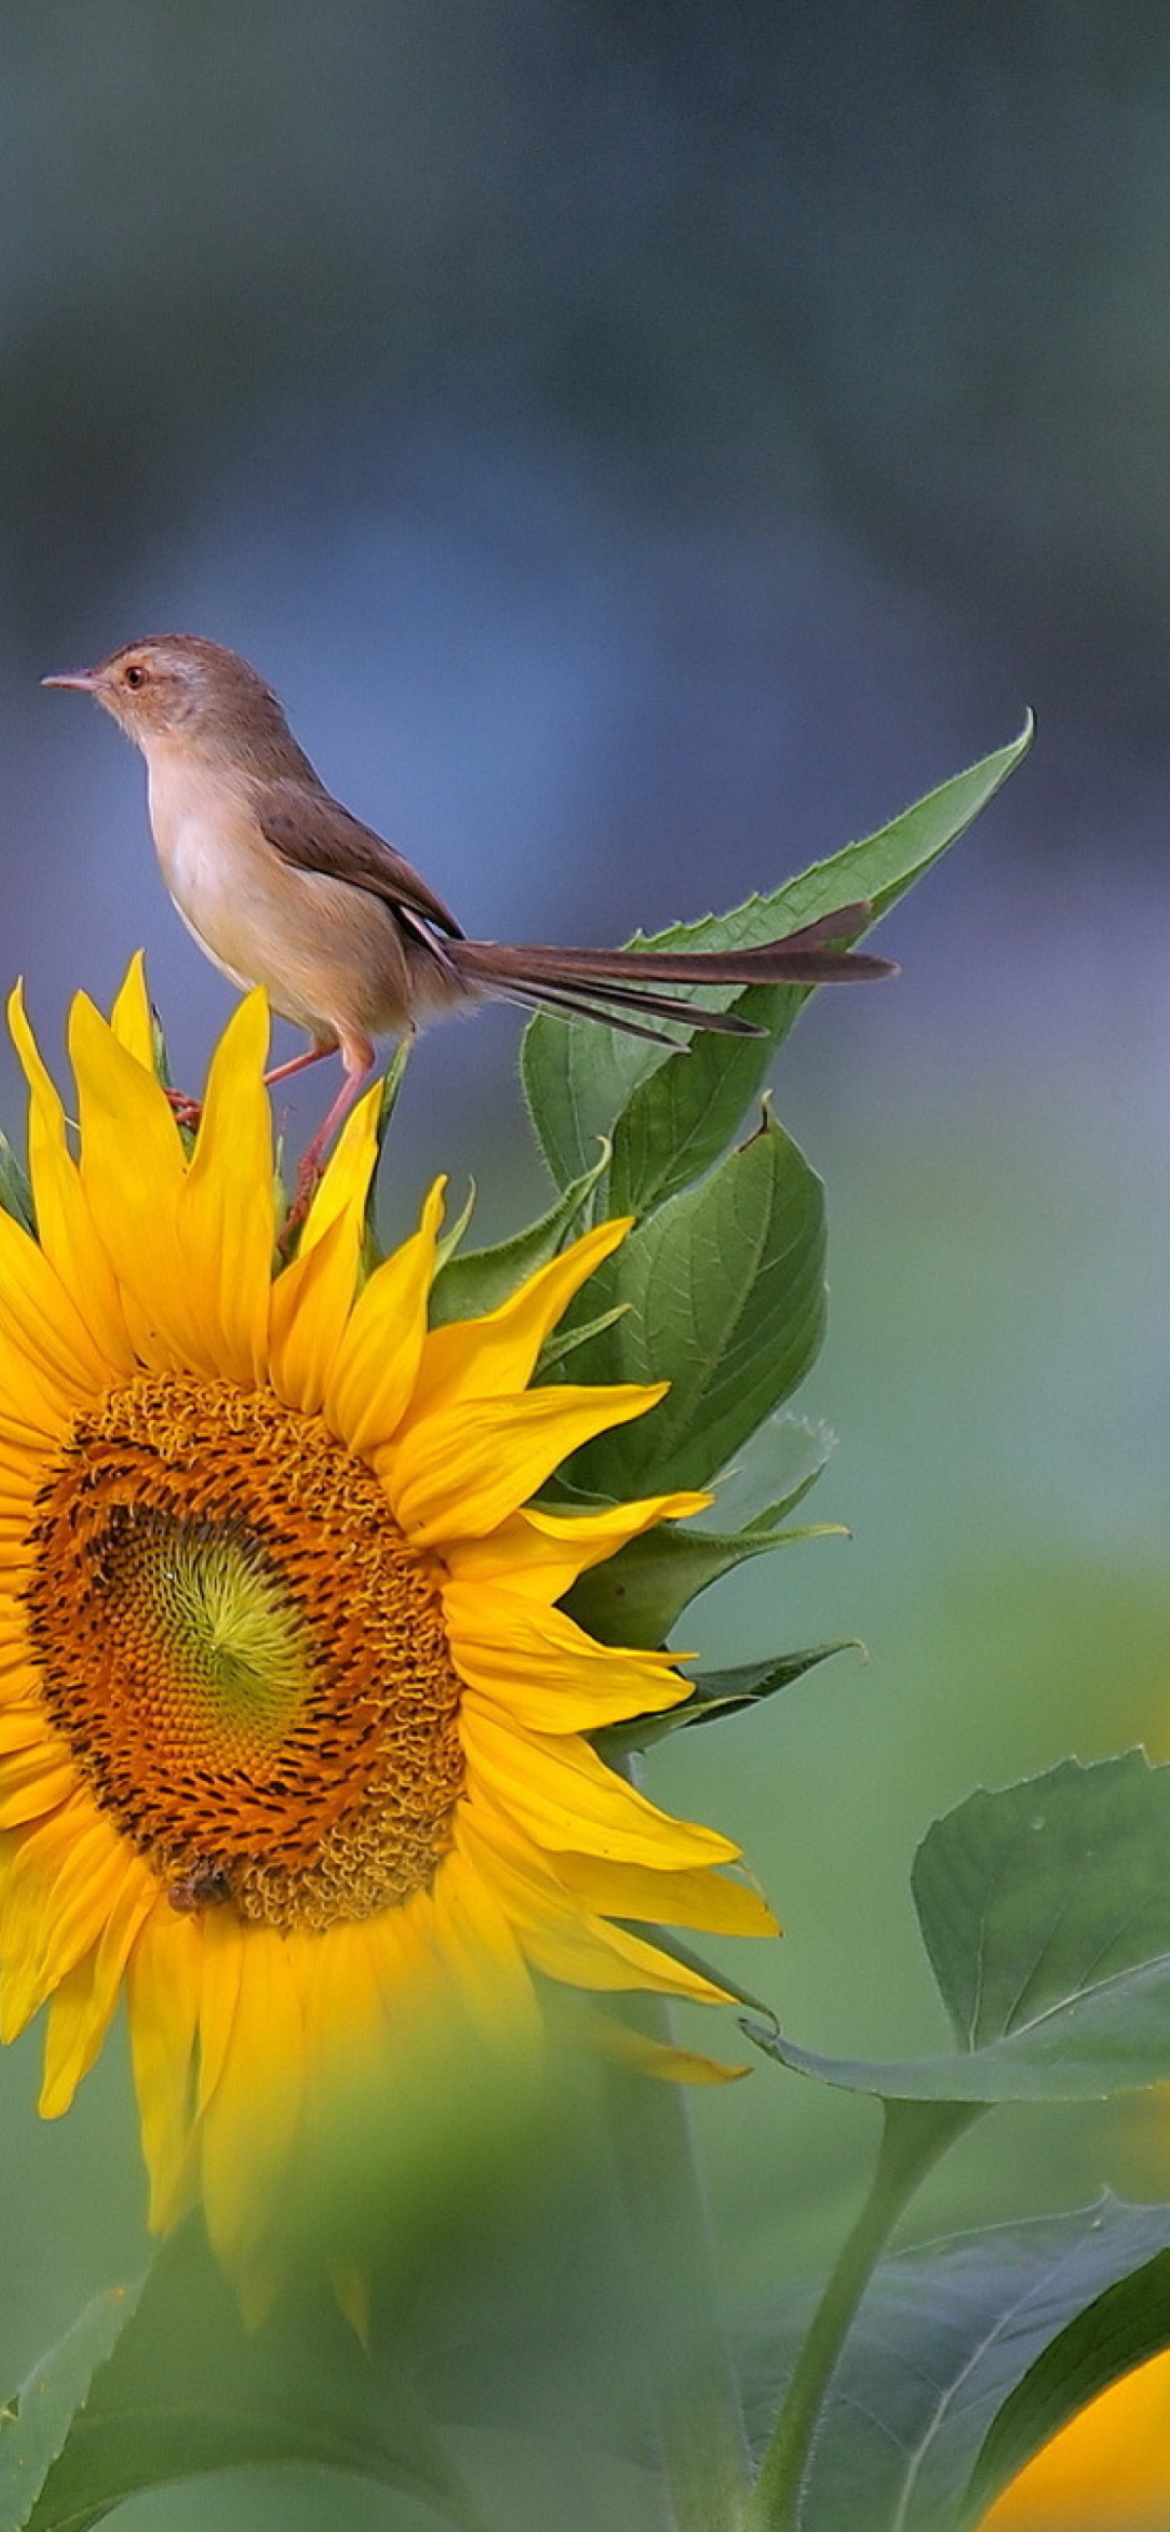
[0,961,774,2295]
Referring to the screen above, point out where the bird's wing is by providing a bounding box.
[257,783,465,939]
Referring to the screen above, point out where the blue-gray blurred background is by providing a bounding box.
[6,5,1170,2524]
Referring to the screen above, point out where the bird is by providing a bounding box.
[44,634,895,1200]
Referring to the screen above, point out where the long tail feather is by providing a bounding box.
[449,897,895,1029]
[494,973,772,1043]
[499,970,766,1033]
[494,981,693,1046]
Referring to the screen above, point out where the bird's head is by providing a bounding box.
[43,635,296,767]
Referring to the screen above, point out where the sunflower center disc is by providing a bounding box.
[26,1374,466,1928]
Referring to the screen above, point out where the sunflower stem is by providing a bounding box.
[605,1997,752,2532]
[744,2098,984,2531]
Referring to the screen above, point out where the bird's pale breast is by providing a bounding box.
[143,746,415,1042]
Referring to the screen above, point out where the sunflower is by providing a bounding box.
[978,2352,1170,2527]
[0,959,774,2297]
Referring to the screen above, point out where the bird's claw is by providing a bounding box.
[165,1087,203,1132]
[276,1153,326,1261]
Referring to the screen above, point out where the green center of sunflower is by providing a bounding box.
[26,1375,466,1929]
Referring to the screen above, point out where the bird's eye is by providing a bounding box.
[123,663,147,689]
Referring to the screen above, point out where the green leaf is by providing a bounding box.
[18,2221,480,2532]
[0,2285,141,2532]
[739,2196,1170,2532]
[522,724,1032,1195]
[698,1411,836,1533]
[0,1134,35,1238]
[911,1762,1170,2055]
[558,1106,826,1500]
[802,716,1032,922]
[360,1044,413,1271]
[566,1514,842,1649]
[633,1926,784,2022]
[597,1644,856,1757]
[428,1147,610,1327]
[604,982,795,1221]
[147,1000,173,1090]
[748,1751,1170,2102]
[536,1302,628,1372]
[432,1180,477,1275]
[913,1747,1170,2055]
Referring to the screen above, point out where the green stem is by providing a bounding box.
[602,1746,752,2529]
[606,2001,754,2532]
[745,2098,985,2532]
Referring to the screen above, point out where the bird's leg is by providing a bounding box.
[264,1036,335,1091]
[295,1039,379,1195]
[278,1035,378,1256]
[170,1038,335,1143]
[165,1088,203,1131]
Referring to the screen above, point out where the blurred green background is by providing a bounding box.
[6,4,1170,2524]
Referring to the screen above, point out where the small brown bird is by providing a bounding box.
[44,635,894,1193]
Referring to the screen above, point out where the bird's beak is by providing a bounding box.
[41,669,101,691]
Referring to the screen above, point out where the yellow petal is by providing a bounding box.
[0,1799,92,1957]
[40,1857,157,2116]
[269,1087,382,1415]
[199,1926,307,2276]
[70,995,206,1372]
[412,1216,631,1415]
[40,1955,112,2118]
[448,1488,711,1602]
[180,992,273,1385]
[0,1752,77,1829]
[0,1392,62,1456]
[461,1809,729,2002]
[0,1549,36,1610]
[195,1906,245,2111]
[0,1707,53,1754]
[19,1814,134,1991]
[302,1918,390,2072]
[269,1208,357,1417]
[0,1802,129,2033]
[323,1180,446,1456]
[8,985,137,1377]
[426,1837,543,2042]
[385,1381,667,1545]
[515,1890,731,2002]
[297,1082,382,1263]
[0,1204,112,1403]
[0,1382,67,1451]
[556,1851,777,1938]
[0,1654,40,1710]
[109,952,155,1066]
[460,1705,739,1867]
[0,1653,40,1711]
[444,1581,689,1732]
[364,1886,450,2028]
[128,1904,203,2231]
[576,2005,751,2085]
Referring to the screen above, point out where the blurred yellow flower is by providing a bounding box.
[0,960,772,2299]
[981,2350,1170,2528]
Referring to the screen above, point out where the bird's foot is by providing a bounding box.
[165,1087,203,1132]
[276,1151,326,1261]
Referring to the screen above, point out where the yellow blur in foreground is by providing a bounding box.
[984,2350,1170,2528]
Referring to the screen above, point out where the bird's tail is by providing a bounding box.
[447,900,895,1044]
